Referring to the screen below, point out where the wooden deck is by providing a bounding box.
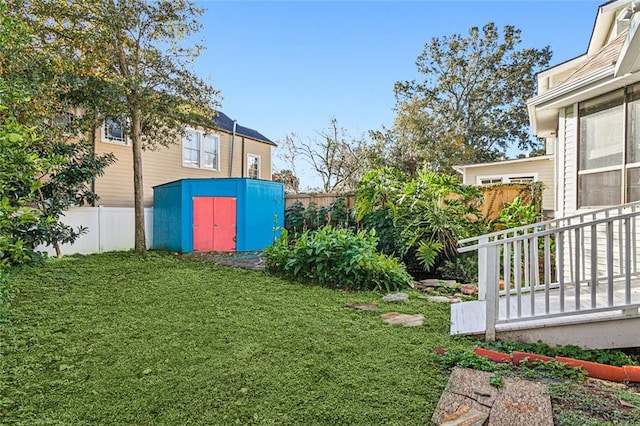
[451,277,640,349]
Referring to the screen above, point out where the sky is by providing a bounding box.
[192,0,603,189]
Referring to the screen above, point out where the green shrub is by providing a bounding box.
[264,226,412,291]
[492,196,541,231]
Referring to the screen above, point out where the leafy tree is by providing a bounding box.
[0,111,50,267]
[25,0,221,255]
[279,118,370,193]
[34,142,116,258]
[379,23,552,175]
[1,1,116,260]
[272,169,300,194]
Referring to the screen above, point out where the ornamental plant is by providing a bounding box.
[355,167,485,275]
[264,226,412,292]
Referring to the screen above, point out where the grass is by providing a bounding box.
[0,251,472,425]
[548,382,640,426]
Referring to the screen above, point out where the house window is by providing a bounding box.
[53,111,78,135]
[247,154,260,179]
[103,118,127,144]
[202,134,219,170]
[477,175,537,185]
[478,177,503,185]
[182,130,219,170]
[578,90,625,207]
[183,130,200,167]
[627,84,640,201]
[508,176,535,183]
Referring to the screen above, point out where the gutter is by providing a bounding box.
[528,66,615,109]
[528,67,615,135]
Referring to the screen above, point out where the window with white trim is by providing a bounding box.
[247,154,260,179]
[202,134,219,170]
[102,118,127,145]
[182,129,219,170]
[478,177,503,185]
[507,176,535,183]
[476,175,537,185]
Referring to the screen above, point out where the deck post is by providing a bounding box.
[477,236,489,301]
[484,244,499,341]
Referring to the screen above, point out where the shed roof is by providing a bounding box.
[213,111,275,146]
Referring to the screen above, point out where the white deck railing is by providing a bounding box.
[458,201,640,340]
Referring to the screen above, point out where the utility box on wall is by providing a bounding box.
[152,178,284,253]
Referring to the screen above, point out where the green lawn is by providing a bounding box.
[1,252,471,425]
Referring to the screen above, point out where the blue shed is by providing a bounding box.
[153,178,284,253]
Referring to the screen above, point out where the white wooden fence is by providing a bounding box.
[36,207,154,256]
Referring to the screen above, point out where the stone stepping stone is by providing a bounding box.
[344,302,378,311]
[427,295,461,303]
[416,279,458,291]
[380,312,424,327]
[382,292,409,302]
[432,367,553,426]
[460,284,478,295]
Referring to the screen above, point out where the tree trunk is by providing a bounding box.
[131,106,146,256]
[54,241,62,259]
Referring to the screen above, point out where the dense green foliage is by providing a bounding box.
[284,198,354,235]
[0,114,49,267]
[265,227,412,292]
[282,171,547,284]
[355,167,485,275]
[492,196,542,230]
[1,252,469,424]
[436,253,479,284]
[0,1,115,263]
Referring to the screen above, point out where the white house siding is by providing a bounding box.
[562,105,577,216]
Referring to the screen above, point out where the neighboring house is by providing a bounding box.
[454,154,556,214]
[452,0,640,349]
[94,111,275,207]
[528,0,640,217]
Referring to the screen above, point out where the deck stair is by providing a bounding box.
[453,201,640,349]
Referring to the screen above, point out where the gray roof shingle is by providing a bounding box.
[212,111,275,146]
[556,30,627,88]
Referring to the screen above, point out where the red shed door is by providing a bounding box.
[193,197,236,252]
